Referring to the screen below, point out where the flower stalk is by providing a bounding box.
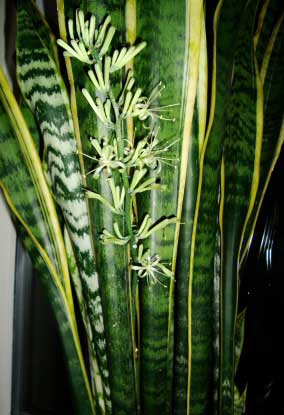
[57,10,176,413]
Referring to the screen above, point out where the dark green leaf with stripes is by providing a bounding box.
[187,0,248,413]
[221,1,261,412]
[16,2,110,408]
[135,1,187,413]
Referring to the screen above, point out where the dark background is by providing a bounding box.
[236,145,284,415]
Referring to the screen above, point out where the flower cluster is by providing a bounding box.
[131,245,174,287]
[58,10,145,66]
[58,10,177,286]
[99,214,176,246]
[82,129,178,181]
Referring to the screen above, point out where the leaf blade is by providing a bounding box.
[0,183,95,414]
[16,2,110,407]
[220,1,263,411]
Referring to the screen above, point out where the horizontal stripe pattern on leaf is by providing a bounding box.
[16,3,110,409]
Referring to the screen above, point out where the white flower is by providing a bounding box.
[83,138,125,179]
[124,127,179,172]
[124,82,179,122]
[131,245,174,287]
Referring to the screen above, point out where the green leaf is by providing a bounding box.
[0,67,94,414]
[1,188,95,414]
[187,0,249,413]
[17,0,59,65]
[16,2,110,410]
[20,99,41,152]
[0,66,72,308]
[220,0,262,412]
[57,2,137,414]
[64,228,106,414]
[92,175,136,414]
[173,13,208,413]
[234,311,247,415]
[134,1,204,413]
[255,0,284,65]
[241,12,284,261]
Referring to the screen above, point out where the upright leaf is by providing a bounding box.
[57,2,138,413]
[187,0,248,413]
[220,0,262,412]
[173,12,208,413]
[1,193,95,414]
[0,67,94,414]
[16,2,110,410]
[0,66,71,305]
[64,228,106,413]
[21,99,41,152]
[241,13,284,261]
[134,1,203,413]
[255,0,283,64]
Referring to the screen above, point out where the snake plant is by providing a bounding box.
[1,0,284,414]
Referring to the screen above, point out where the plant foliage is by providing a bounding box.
[0,0,284,414]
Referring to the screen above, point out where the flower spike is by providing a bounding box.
[58,9,178,295]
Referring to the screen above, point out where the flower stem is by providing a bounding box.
[109,88,140,409]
